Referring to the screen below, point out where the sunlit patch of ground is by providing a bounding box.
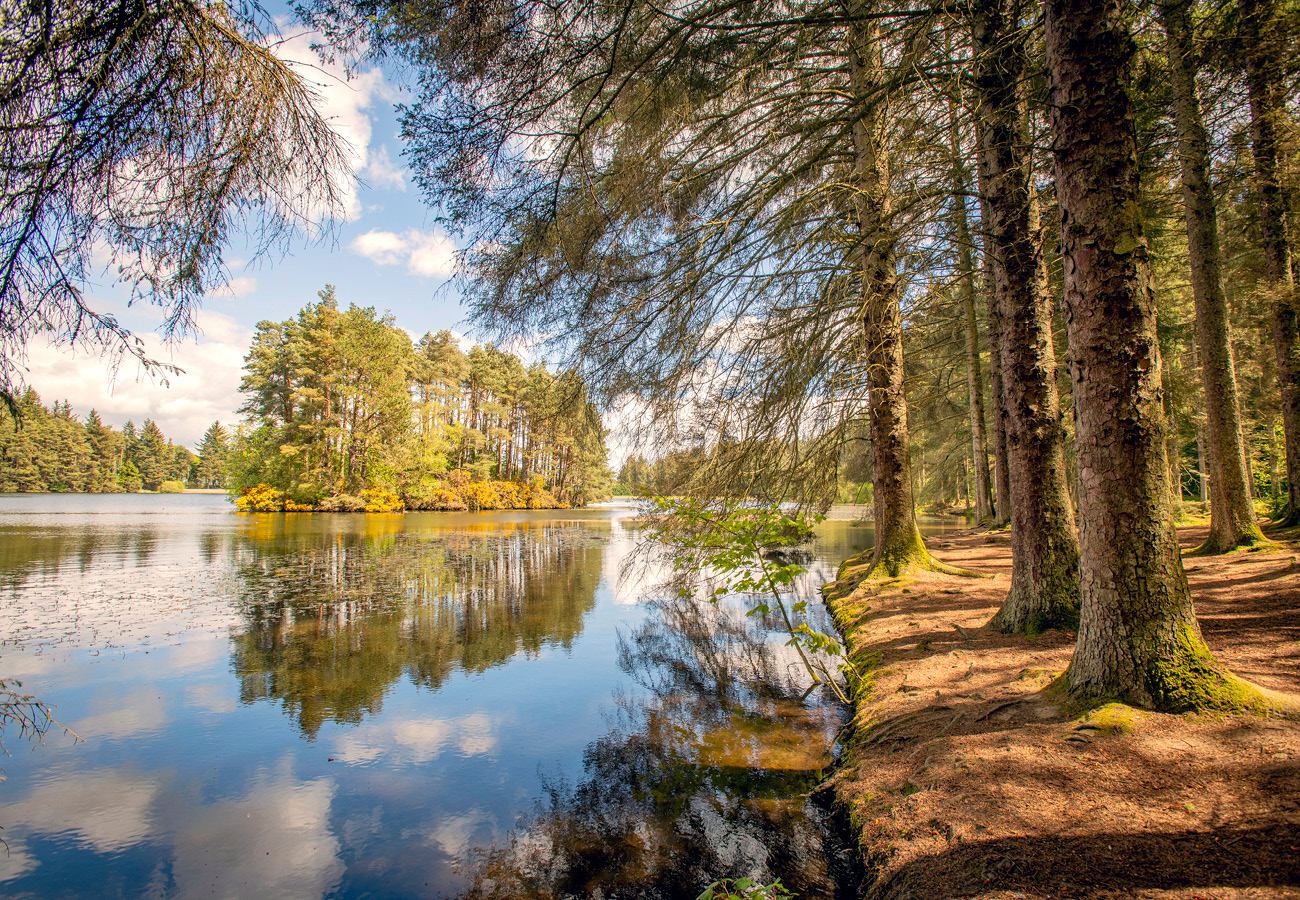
[825,523,1300,900]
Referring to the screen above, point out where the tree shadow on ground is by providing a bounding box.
[875,823,1300,899]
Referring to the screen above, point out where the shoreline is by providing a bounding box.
[820,523,1300,899]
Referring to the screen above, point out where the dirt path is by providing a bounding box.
[821,524,1300,900]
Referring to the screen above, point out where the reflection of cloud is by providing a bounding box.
[332,713,498,765]
[427,808,495,859]
[0,842,38,882]
[165,636,229,675]
[70,687,168,740]
[0,650,58,679]
[184,681,236,715]
[170,768,343,900]
[0,762,343,898]
[0,770,159,871]
[349,228,456,277]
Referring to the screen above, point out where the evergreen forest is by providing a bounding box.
[0,391,201,493]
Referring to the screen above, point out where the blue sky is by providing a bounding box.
[23,18,473,451]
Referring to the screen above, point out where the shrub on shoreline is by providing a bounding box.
[234,473,569,513]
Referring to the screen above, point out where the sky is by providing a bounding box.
[21,16,473,452]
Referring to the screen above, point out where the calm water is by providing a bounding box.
[0,494,949,900]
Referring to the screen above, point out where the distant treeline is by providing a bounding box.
[0,391,216,492]
[228,287,611,511]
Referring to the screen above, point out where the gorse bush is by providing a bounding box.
[362,488,404,512]
[235,483,285,511]
[234,477,560,513]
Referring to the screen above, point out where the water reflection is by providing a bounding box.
[0,499,902,900]
[230,519,607,737]
[459,582,848,900]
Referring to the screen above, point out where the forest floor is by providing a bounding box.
[821,521,1300,900]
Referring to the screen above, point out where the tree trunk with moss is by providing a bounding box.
[1046,0,1263,710]
[1160,0,1263,552]
[973,0,1080,633]
[977,188,1014,527]
[1240,0,1300,524]
[849,15,928,577]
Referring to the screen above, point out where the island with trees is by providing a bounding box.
[226,288,611,512]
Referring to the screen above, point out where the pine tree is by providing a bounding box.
[136,419,168,491]
[196,422,230,489]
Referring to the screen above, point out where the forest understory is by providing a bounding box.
[822,522,1300,900]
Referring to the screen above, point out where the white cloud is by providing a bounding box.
[602,393,656,471]
[350,229,410,266]
[22,309,251,449]
[362,144,407,191]
[271,28,396,222]
[350,228,456,278]
[220,275,258,299]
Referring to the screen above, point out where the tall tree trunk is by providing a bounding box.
[947,91,995,522]
[1196,419,1208,502]
[972,0,1080,633]
[1240,0,1300,523]
[1162,351,1182,499]
[1160,0,1264,551]
[1046,0,1266,710]
[1271,423,1280,499]
[848,13,930,577]
[978,189,1013,526]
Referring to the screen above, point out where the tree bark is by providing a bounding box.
[1160,0,1263,551]
[1196,419,1208,502]
[1240,0,1300,523]
[849,14,929,577]
[978,184,1013,527]
[947,91,995,522]
[972,0,1080,633]
[1046,0,1261,710]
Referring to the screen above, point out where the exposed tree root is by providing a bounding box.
[1186,523,1271,557]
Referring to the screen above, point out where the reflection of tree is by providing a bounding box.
[0,526,163,589]
[230,520,606,737]
[459,590,847,900]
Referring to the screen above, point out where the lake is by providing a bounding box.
[0,494,953,900]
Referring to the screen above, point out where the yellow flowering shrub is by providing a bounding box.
[362,488,405,512]
[461,480,502,511]
[235,484,285,512]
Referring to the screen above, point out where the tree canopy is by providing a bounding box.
[0,0,350,399]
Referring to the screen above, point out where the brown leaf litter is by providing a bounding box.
[821,523,1300,900]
